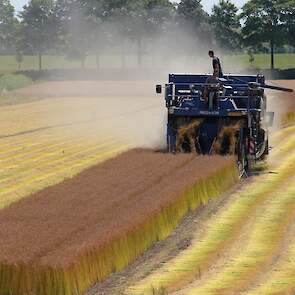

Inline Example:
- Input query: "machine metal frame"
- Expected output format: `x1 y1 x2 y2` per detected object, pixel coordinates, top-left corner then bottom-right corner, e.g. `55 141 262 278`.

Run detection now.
157 74 293 175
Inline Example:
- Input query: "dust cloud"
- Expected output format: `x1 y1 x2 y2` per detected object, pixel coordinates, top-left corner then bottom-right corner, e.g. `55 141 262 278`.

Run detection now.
19 7 262 150
16 81 167 149
26 12 219 150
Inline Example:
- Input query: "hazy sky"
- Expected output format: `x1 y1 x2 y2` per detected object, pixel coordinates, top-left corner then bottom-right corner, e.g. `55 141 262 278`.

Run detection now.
11 0 247 13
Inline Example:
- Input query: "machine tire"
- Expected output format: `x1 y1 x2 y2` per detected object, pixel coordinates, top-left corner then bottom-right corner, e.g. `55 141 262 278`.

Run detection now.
237 128 248 178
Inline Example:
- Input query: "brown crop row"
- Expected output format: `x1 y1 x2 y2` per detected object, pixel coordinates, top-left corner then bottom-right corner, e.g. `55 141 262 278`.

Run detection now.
0 149 238 295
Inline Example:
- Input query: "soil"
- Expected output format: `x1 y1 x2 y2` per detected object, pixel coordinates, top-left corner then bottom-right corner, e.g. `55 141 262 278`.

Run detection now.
0 149 233 267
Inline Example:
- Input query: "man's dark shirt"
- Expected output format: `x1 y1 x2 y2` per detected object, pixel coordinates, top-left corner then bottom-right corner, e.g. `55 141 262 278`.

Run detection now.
212 57 223 78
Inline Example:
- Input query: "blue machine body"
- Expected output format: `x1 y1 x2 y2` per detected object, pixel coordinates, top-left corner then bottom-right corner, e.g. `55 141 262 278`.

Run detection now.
166 74 262 116
160 73 293 173
163 73 272 168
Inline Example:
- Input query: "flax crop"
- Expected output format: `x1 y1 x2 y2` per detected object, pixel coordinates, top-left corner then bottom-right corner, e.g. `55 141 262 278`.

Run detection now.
0 150 237 295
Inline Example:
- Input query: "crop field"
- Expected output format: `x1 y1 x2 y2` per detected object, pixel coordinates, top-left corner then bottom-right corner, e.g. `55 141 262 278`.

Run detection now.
0 80 294 295
0 151 237 295
0 53 295 73
124 84 295 295
0 80 165 208
0 104 128 209
128 132 295 295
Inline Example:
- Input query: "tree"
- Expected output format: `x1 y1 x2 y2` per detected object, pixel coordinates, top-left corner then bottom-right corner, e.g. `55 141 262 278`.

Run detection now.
177 0 210 37
20 0 59 71
210 0 241 52
280 0 295 46
0 0 16 53
15 50 23 70
83 0 174 68
241 0 293 69
176 0 211 58
123 0 174 67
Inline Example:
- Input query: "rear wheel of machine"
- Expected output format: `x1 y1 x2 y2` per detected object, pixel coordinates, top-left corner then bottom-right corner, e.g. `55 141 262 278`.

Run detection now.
237 129 248 178
238 148 248 178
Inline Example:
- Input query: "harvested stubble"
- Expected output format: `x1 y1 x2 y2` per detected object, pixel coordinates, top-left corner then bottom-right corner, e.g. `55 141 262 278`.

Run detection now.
0 149 237 295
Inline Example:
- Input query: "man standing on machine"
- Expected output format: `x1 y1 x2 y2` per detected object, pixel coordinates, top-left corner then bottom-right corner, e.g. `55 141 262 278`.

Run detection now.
208 50 223 78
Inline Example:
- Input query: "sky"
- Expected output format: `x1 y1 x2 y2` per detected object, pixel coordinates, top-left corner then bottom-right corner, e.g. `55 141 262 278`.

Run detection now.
11 0 247 13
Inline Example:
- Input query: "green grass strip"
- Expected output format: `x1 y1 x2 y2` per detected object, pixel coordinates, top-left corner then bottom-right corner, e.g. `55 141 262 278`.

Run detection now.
128 152 295 295
0 74 32 92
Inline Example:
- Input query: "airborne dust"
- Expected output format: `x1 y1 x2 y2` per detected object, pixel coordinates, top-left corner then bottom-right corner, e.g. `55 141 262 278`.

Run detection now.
20 10 283 150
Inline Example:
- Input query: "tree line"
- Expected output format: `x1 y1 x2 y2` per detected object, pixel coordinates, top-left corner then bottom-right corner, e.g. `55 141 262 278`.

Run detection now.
0 0 294 71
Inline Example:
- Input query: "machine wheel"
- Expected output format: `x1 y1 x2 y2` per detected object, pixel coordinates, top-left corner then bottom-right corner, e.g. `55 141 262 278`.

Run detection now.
237 128 248 178
237 148 248 178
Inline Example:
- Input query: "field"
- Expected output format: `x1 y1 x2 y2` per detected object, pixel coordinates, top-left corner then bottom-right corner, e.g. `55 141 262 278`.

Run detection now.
0 151 237 295
0 79 295 295
0 53 295 73
0 80 166 208
127 132 295 295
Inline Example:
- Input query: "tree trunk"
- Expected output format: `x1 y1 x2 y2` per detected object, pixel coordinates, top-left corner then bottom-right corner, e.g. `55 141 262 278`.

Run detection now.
137 37 142 68
121 41 125 70
270 38 274 70
95 52 100 70
81 55 85 69
38 51 42 72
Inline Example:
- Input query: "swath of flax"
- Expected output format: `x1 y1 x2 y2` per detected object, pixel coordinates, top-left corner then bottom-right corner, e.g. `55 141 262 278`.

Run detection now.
0 153 237 295
185 177 295 295
245 229 295 295
127 152 295 295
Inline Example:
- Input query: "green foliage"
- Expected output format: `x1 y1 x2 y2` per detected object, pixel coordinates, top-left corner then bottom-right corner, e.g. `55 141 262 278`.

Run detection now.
19 0 60 70
280 0 295 46
211 0 241 52
0 74 32 92
0 0 294 70
241 0 295 68
0 0 17 52
177 0 210 38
